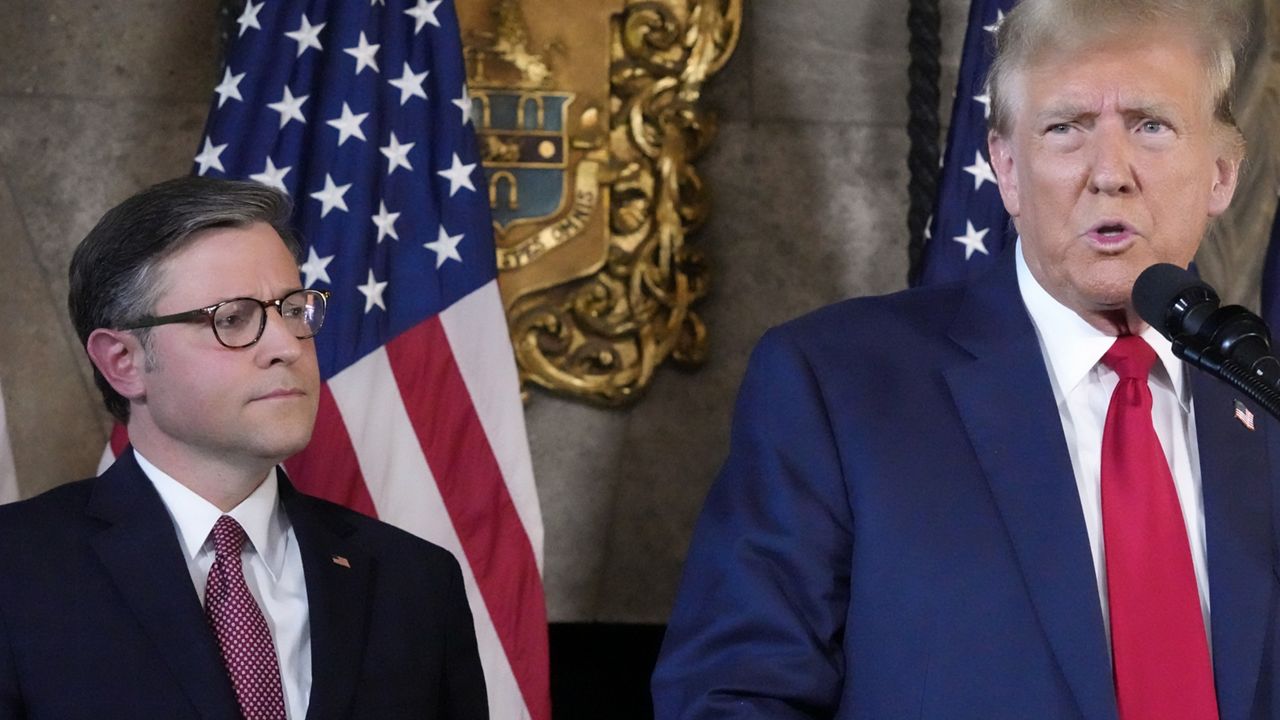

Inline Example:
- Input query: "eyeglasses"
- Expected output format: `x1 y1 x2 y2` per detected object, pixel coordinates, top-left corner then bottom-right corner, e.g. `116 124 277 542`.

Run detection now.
120 288 331 349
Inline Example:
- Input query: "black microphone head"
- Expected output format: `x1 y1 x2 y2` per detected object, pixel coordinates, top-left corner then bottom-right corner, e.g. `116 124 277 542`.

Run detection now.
1132 263 1218 339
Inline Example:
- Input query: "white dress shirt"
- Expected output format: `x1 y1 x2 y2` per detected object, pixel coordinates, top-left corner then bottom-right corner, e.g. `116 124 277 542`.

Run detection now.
136 452 312 719
1014 243 1211 649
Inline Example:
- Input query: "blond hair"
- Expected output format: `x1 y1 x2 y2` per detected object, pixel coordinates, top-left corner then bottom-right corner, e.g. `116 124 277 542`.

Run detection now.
987 0 1246 142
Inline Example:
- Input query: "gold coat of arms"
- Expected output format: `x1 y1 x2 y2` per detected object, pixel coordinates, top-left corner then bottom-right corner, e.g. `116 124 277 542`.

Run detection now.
457 0 741 406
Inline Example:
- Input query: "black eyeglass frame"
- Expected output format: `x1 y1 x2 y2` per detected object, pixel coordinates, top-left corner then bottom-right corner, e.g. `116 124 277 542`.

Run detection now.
119 288 331 349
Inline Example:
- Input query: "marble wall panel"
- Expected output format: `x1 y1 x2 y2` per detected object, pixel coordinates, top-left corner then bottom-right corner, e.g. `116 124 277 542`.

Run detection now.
753 0 910 125
0 97 212 321
0 0 220 100
0 171 105 497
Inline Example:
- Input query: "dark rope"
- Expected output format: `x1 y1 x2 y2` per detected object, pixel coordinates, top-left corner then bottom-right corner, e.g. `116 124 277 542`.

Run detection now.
216 0 246 76
905 0 942 286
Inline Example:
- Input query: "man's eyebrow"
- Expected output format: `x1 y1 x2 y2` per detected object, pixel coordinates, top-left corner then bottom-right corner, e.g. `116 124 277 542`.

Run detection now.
1033 101 1180 125
1120 102 1178 119
1034 104 1095 124
211 287 307 304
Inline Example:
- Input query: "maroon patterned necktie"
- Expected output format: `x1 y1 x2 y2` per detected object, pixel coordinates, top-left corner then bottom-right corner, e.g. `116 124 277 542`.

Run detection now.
1100 336 1217 719
205 515 287 720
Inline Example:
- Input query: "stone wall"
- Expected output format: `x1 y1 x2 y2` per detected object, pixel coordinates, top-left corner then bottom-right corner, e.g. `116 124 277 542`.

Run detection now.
0 0 1274 624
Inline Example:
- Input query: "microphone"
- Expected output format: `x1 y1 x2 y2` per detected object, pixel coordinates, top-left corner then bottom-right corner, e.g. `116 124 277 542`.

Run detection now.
1133 263 1280 420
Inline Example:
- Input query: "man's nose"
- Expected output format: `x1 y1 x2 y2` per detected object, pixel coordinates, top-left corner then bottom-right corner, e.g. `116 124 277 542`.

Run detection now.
255 306 305 365
1087 125 1136 196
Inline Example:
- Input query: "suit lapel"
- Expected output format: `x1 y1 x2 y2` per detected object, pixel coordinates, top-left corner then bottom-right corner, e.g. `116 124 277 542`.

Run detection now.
943 252 1118 720
86 449 240 720
280 474 374 720
1192 373 1274 719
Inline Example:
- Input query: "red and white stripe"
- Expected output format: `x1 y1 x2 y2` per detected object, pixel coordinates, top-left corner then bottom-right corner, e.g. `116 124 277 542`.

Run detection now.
104 280 548 719
0 381 18 504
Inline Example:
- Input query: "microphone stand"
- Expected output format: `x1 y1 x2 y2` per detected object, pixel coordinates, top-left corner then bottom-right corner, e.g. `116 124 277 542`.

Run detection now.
1172 326 1280 422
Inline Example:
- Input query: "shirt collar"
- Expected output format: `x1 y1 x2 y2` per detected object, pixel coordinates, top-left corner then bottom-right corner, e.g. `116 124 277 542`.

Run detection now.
1014 240 1190 411
135 452 289 581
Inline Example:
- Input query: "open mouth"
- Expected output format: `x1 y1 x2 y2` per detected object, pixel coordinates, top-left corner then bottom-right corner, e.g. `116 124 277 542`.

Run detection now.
1087 220 1136 246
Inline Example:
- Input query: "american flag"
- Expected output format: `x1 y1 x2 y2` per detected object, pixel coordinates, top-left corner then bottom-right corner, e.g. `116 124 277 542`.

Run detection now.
0 381 16 504
916 0 1018 286
104 0 550 717
1234 399 1257 431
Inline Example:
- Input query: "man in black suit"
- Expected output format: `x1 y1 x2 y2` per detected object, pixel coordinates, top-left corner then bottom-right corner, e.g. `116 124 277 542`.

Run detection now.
0 177 488 719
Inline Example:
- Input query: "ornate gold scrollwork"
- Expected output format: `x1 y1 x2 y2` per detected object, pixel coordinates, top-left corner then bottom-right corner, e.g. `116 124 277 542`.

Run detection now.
460 0 740 406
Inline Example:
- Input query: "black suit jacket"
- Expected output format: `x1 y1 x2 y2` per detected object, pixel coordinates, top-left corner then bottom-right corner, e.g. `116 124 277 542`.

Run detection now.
0 449 489 719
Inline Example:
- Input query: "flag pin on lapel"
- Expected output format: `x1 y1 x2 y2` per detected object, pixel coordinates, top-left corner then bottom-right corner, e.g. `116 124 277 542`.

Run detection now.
331 554 351 569
1234 400 1256 431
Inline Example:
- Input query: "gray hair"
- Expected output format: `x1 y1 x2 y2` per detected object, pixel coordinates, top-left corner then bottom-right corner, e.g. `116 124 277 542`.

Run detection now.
68 176 299 422
987 0 1247 144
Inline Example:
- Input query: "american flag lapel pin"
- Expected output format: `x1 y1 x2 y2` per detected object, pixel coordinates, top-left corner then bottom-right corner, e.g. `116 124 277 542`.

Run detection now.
331 554 351 569
1234 400 1256 431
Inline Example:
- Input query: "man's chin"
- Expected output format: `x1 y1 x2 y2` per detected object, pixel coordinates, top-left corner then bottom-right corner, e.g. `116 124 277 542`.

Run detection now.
1078 263 1145 306
248 424 316 466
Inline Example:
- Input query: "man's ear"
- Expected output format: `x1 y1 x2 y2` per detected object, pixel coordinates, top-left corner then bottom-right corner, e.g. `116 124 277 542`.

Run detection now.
85 328 149 403
988 130 1021 218
1206 151 1241 219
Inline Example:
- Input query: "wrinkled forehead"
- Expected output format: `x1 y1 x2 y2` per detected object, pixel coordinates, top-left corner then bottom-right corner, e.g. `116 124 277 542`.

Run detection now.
150 222 302 306
1002 26 1217 124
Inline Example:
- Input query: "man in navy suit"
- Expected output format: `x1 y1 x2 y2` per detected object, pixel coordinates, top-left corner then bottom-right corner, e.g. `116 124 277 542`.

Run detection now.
0 177 488 718
652 1 1270 718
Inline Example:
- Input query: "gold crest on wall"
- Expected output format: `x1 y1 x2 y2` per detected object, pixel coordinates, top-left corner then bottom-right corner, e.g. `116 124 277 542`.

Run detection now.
457 0 741 406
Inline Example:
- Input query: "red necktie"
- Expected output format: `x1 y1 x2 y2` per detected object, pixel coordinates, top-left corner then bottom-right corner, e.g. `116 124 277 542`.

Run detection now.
1101 335 1217 719
205 515 287 720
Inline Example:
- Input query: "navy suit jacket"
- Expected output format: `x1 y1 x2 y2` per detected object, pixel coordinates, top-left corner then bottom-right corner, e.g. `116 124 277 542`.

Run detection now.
0 449 489 719
653 250 1280 719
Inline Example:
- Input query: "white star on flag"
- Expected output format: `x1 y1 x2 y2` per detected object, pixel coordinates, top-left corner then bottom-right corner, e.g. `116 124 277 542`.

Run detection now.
962 152 997 190
299 247 334 288
310 174 351 218
453 87 474 125
237 1 263 37
405 0 443 33
437 153 476 196
920 0 1016 285
380 132 415 175
357 269 388 313
268 87 309 129
194 137 227 175
984 10 1006 34
954 221 991 260
249 157 291 194
286 15 326 57
973 92 992 119
371 201 401 242
424 226 464 268
214 67 245 108
327 102 369 146
389 62 429 105
344 32 380 75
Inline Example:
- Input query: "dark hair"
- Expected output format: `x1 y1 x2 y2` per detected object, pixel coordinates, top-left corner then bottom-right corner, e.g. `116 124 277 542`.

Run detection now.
68 176 299 422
